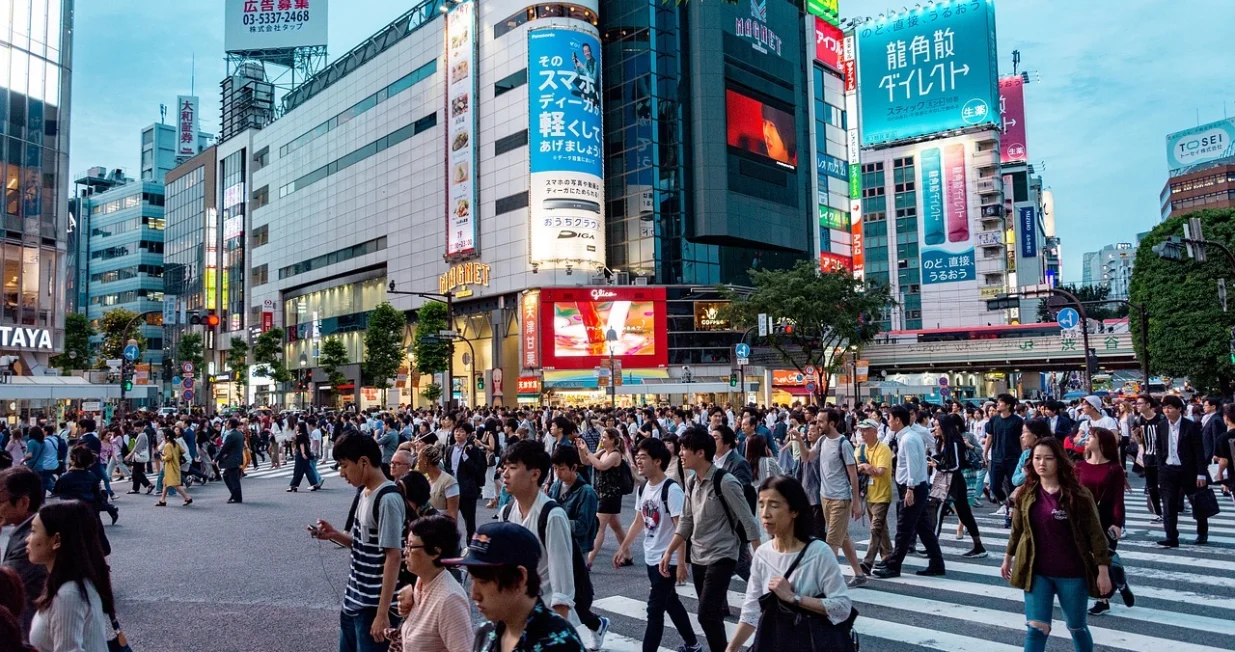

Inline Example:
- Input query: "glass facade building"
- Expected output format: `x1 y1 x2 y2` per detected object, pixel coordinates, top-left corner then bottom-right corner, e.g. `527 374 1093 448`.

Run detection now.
0 0 71 364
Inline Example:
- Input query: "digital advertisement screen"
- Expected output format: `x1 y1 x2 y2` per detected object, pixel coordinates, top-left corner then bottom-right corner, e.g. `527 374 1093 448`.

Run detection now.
725 89 797 169
539 287 667 370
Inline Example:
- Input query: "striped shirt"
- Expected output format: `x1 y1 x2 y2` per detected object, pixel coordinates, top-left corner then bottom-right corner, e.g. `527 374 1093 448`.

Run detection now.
343 481 406 615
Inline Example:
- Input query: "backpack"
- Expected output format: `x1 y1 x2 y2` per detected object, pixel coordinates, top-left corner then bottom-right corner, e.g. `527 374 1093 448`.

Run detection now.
616 458 635 495
704 468 756 543
502 500 594 612
344 483 405 534
52 434 68 473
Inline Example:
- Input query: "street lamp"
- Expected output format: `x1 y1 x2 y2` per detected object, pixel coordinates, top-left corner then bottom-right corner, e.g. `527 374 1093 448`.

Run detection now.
605 327 618 408
299 352 309 409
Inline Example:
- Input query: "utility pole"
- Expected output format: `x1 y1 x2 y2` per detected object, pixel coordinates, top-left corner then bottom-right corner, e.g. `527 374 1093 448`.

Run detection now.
389 282 455 409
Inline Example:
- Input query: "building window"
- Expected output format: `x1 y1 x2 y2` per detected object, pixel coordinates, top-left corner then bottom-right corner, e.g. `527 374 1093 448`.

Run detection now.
494 191 529 215
494 69 528 97
493 4 597 39
494 129 528 156
277 237 387 280
279 113 437 198
251 185 269 210
252 264 268 286
252 224 269 247
253 146 270 171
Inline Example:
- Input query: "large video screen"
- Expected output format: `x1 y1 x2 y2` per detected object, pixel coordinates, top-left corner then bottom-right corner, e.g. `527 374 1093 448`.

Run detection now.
726 89 797 169
539 287 667 369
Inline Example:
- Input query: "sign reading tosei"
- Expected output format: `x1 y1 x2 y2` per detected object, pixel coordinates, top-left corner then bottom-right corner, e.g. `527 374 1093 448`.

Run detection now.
224 0 327 52
445 0 478 258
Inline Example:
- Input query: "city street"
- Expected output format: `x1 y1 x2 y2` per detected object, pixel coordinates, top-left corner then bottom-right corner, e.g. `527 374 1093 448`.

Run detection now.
57 462 1235 652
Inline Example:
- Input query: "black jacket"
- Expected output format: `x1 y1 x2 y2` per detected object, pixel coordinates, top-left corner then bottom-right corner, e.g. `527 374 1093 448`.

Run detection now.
1050 414 1075 440
443 439 487 499
216 429 246 470
1156 416 1208 490
1201 412 1225 461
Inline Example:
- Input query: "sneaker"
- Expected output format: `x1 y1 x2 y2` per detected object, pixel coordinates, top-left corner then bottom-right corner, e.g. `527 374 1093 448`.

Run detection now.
591 616 609 651
1151 515 1163 523
859 562 872 576
962 547 988 559
1118 583 1135 608
990 506 1008 516
1156 539 1179 548
914 549 930 558
1088 601 1110 616
676 644 703 652
847 575 868 588
915 567 946 577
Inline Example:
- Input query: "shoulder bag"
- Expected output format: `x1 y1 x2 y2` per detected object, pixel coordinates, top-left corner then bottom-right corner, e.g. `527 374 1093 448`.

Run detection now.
749 539 859 652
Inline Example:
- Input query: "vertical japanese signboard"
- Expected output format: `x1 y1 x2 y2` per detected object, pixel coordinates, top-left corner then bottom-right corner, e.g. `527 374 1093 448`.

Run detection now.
843 32 863 280
998 75 1028 163
521 290 540 369
176 96 199 158
918 136 975 285
527 26 605 269
856 0 998 147
1018 206 1037 258
445 0 478 258
814 18 843 72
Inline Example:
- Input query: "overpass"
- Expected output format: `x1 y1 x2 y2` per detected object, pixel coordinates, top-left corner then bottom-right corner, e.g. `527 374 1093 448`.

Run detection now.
862 331 1138 374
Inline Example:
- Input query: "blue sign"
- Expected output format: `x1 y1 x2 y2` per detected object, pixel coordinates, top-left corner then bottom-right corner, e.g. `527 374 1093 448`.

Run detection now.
1056 307 1079 330
856 0 999 146
918 144 974 285
921 147 944 245
921 248 974 284
817 153 849 182
182 377 195 390
173 376 182 386
1166 118 1235 175
123 344 140 361
1018 206 1037 258
183 389 195 402
735 343 751 358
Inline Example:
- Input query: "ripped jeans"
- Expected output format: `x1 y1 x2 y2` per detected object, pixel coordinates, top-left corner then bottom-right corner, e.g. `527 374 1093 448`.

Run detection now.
1023 574 1093 652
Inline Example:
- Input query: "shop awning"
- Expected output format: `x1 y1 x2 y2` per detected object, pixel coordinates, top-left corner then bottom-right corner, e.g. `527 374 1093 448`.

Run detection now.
0 376 155 400
775 386 813 396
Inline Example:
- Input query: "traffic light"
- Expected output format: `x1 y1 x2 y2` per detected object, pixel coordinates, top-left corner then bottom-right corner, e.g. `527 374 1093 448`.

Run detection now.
1152 237 1185 262
189 312 202 325
1228 327 1235 364
476 376 484 390
203 311 220 328
729 372 738 387
122 379 133 392
1086 348 1099 378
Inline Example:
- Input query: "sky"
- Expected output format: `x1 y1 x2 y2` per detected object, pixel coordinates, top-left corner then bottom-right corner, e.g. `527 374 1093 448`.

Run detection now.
69 0 1235 281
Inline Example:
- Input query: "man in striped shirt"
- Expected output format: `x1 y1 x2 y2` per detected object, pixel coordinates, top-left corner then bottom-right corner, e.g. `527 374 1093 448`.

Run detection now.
312 434 407 652
1134 394 1167 521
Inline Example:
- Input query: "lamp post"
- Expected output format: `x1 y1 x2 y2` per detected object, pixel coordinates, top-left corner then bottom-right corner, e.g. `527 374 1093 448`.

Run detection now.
389 281 455 409
606 327 618 408
299 352 308 409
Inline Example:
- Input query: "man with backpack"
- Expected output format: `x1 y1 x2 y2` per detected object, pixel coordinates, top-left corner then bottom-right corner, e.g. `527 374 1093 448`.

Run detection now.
616 438 702 652
660 427 761 652
499 439 609 651
713 422 757 580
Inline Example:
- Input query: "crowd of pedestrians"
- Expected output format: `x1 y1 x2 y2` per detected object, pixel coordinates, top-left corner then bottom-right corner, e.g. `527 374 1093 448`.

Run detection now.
0 388 1226 652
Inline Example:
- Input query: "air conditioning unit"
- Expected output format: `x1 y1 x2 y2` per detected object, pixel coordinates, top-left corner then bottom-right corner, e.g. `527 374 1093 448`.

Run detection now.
616 272 630 285
632 276 649 286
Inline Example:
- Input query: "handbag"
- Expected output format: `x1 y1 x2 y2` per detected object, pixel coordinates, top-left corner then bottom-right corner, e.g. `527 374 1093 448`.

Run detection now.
929 470 953 502
749 539 859 652
108 616 134 652
1188 486 1221 520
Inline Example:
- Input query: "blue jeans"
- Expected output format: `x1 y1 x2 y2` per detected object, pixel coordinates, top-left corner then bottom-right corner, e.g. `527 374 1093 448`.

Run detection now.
1024 574 1093 652
338 608 395 652
308 457 323 486
155 468 180 497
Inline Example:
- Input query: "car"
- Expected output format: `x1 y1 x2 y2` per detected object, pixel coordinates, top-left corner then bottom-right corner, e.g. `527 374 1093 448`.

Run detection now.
157 407 178 417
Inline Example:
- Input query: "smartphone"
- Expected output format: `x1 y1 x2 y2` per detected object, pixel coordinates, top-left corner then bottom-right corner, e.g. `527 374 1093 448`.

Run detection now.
307 524 320 537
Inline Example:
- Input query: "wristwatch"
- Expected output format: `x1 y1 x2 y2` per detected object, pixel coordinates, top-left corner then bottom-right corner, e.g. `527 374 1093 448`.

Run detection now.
793 594 802 606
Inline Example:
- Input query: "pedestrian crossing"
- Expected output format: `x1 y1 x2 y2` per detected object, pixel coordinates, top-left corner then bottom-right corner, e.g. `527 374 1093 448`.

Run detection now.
234 461 343 483
584 492 1235 652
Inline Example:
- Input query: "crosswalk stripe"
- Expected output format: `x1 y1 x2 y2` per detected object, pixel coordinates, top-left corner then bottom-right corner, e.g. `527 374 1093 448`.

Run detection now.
593 595 745 648
967 513 1235 543
575 627 672 652
929 531 1235 575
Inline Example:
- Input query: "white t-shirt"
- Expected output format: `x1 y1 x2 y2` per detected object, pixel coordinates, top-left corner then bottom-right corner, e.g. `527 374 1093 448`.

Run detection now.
310 428 323 455
740 540 853 627
1078 415 1119 443
637 477 685 566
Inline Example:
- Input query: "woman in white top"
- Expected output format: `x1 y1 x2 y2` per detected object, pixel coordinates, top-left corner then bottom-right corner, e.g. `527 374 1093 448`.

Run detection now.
26 500 114 652
726 476 852 652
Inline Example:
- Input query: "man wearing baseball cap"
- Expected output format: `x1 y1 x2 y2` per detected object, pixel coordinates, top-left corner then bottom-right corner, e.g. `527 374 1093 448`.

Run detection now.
855 418 893 576
1068 395 1118 456
446 522 584 652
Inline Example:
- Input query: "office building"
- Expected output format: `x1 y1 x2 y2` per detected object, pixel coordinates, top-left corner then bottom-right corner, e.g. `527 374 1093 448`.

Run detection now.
0 0 72 378
1162 118 1235 220
1081 242 1135 301
141 121 212 183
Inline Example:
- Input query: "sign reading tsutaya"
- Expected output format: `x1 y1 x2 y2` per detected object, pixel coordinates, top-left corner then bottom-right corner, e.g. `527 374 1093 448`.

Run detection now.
856 0 999 147
445 0 479 258
224 0 328 52
175 96 199 158
0 325 53 350
736 0 784 55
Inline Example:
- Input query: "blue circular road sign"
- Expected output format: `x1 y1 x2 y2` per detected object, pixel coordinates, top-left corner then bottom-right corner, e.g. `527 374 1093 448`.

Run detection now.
182 389 195 402
172 376 182 386
182 377 195 390
735 343 751 358
123 344 140 361
1056 307 1080 330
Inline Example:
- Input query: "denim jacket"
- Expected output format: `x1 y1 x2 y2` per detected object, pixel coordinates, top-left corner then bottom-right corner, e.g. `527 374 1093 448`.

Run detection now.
548 476 599 554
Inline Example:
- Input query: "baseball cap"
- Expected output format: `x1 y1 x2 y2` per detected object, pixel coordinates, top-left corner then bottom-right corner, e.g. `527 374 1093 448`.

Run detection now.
1083 395 1103 411
442 522 541 570
857 418 881 430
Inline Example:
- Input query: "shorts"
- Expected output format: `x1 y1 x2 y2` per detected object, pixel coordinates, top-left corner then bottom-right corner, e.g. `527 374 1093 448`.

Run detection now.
598 494 624 515
821 498 852 548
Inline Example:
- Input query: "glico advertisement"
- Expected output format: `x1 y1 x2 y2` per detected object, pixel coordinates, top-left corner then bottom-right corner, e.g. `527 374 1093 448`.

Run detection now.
527 27 605 268
916 135 976 285
538 287 667 370
856 0 999 147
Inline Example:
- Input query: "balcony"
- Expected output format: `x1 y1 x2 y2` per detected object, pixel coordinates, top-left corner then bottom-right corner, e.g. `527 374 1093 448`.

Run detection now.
972 149 999 170
976 256 1006 274
977 178 1002 195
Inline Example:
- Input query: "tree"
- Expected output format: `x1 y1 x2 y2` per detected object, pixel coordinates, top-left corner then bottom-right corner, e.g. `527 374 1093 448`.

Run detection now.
96 308 146 367
177 333 206 375
364 302 408 406
1035 283 1128 323
51 313 94 372
722 261 893 404
319 337 350 405
412 301 453 405
1130 207 1235 394
227 336 250 398
421 383 443 403
253 328 292 406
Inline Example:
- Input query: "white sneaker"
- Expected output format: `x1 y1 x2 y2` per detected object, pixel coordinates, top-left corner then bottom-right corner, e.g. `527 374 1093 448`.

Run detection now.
990 506 1008 516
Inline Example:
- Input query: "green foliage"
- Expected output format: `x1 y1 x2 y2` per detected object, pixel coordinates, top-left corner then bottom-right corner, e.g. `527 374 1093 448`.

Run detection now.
1129 208 1235 393
421 382 443 402
319 337 350 394
177 333 206 375
96 309 146 366
412 301 453 375
1035 283 1128 323
51 313 94 372
721 260 893 402
364 302 408 403
253 328 292 384
227 337 250 388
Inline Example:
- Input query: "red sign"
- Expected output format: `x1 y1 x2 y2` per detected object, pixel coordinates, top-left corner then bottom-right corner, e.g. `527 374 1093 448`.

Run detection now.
517 377 541 394
999 75 1029 164
814 18 843 72
772 369 809 386
539 287 668 370
819 252 852 273
521 291 540 369
261 312 273 333
842 58 856 93
945 143 969 241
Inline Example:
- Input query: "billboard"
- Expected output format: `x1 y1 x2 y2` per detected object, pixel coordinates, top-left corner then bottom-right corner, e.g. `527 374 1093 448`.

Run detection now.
538 287 667 370
528 27 605 268
521 290 540 369
998 75 1028 163
820 252 852 273
445 0 478 258
856 0 999 147
176 96 199 158
726 89 797 169
807 0 839 25
224 0 327 52
1166 118 1235 175
814 18 843 72
1018 206 1037 258
918 137 975 285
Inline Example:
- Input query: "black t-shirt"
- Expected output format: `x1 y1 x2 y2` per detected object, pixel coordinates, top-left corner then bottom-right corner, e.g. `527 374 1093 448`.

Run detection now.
1217 430 1235 488
295 431 311 457
986 413 1025 462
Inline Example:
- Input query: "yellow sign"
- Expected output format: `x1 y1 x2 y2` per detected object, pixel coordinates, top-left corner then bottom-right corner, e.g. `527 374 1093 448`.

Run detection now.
979 286 1002 299
439 262 491 298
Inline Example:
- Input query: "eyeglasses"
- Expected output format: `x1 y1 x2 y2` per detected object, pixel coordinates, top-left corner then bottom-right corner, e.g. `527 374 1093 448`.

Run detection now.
405 544 426 550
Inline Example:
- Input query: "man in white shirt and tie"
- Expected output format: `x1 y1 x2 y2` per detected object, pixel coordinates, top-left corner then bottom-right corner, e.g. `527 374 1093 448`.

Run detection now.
873 405 945 578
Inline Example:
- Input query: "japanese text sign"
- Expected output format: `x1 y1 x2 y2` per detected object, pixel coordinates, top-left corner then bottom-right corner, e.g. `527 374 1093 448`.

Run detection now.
225 0 326 52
